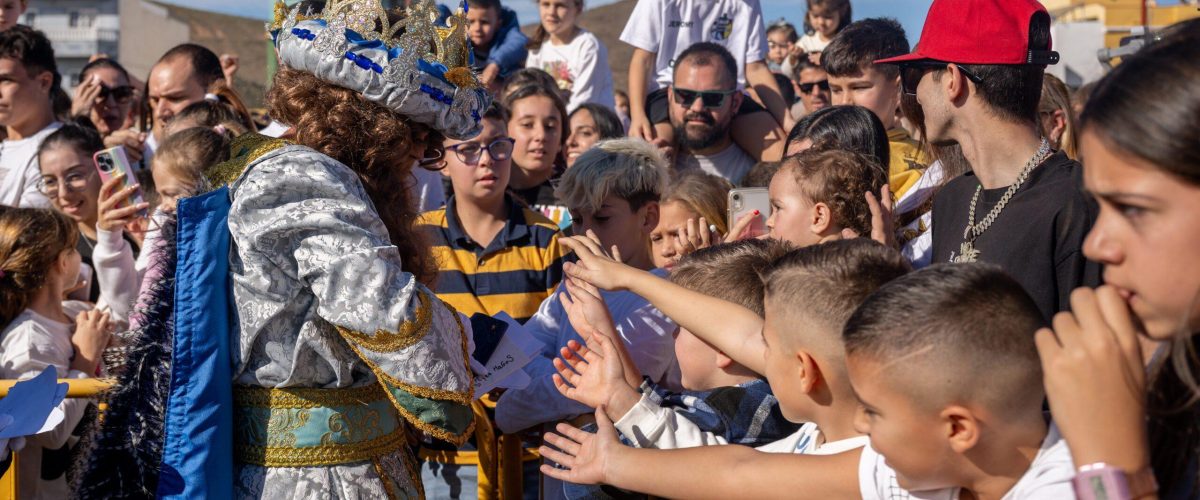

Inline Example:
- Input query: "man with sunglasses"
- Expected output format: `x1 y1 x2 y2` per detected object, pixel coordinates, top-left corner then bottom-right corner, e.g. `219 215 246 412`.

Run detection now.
0 25 61 209
669 42 756 185
875 0 1100 321
792 57 830 116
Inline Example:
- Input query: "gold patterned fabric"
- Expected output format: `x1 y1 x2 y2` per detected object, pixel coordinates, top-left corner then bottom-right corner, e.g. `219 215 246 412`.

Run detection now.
206 133 291 188
234 384 407 467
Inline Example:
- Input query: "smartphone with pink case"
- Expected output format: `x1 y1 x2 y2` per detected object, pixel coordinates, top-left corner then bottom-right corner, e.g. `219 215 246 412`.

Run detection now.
93 146 147 218
727 188 770 240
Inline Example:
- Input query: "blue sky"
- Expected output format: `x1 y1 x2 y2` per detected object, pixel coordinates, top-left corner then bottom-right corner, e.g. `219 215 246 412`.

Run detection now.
178 0 935 45
178 0 1191 47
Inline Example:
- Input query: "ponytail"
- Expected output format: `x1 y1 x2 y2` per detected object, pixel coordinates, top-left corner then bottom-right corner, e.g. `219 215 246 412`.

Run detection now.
205 80 258 133
0 207 79 331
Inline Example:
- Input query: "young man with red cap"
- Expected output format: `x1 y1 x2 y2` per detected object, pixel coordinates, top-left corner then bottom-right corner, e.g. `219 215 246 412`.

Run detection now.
875 0 1101 321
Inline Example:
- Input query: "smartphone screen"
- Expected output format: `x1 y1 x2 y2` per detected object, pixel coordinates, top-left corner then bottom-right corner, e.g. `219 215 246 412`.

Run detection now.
727 188 770 240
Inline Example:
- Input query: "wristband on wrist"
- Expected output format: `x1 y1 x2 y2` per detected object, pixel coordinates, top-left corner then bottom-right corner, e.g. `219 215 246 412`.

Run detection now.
1072 462 1157 500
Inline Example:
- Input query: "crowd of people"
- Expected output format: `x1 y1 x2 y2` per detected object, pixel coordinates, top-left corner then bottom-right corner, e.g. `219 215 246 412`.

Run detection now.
0 0 1198 497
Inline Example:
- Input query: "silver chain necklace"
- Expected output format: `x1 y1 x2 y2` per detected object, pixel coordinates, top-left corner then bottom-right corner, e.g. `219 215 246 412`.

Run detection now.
953 138 1052 263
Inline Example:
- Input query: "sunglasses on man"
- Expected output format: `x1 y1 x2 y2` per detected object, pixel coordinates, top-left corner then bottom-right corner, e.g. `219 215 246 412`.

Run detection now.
96 85 135 103
798 80 829 94
672 88 737 109
899 61 985 95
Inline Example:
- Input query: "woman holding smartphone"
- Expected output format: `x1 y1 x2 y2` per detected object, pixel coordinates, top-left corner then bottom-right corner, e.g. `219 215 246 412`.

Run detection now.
36 122 146 313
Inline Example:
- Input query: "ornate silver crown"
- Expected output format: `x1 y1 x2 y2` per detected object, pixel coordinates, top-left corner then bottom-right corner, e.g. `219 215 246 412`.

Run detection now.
268 0 490 139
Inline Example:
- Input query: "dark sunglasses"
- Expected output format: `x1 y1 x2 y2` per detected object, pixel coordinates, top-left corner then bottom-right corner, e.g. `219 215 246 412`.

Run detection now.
672 88 737 109
798 80 830 94
899 61 984 95
445 138 516 165
97 85 135 103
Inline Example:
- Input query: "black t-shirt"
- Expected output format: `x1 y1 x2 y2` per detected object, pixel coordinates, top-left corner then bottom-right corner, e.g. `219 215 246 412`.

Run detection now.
511 178 560 208
931 151 1102 321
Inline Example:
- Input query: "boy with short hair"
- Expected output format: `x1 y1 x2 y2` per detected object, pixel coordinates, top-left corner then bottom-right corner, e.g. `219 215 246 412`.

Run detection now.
418 100 566 499
846 263 1073 498
557 238 906 457
493 138 677 434
419 101 566 323
0 0 27 31
821 18 928 198
466 0 528 89
539 263 1075 499
0 25 61 208
557 239 801 451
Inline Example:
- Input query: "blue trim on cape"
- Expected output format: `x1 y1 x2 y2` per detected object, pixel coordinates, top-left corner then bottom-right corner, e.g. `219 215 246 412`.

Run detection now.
155 187 235 499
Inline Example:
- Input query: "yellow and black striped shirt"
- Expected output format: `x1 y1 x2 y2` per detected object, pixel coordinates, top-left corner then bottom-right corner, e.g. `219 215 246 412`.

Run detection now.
418 195 566 323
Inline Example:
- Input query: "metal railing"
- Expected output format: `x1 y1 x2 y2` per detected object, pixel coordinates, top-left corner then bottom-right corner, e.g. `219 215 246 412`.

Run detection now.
0 379 112 500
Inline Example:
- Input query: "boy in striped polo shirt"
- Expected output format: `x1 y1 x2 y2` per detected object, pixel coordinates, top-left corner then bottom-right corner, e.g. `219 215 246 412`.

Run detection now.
417 102 567 498
419 102 567 323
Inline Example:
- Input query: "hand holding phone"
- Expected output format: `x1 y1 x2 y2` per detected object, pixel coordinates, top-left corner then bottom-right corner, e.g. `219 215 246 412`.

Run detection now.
94 146 148 219
727 188 769 240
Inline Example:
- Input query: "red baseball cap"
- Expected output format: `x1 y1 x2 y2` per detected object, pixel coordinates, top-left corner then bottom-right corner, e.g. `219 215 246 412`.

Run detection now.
875 0 1060 66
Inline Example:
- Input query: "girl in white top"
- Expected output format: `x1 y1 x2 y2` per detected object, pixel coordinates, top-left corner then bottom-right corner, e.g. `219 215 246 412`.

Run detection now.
781 0 851 76
0 207 112 500
525 0 616 113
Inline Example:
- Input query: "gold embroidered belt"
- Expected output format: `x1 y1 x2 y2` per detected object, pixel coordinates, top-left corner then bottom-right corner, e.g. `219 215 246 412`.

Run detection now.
233 384 405 467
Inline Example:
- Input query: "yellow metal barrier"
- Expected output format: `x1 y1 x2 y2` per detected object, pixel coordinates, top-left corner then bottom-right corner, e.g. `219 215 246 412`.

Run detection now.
0 378 112 500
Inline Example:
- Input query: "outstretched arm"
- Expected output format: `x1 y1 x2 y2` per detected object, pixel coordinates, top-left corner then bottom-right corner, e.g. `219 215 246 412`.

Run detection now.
539 408 861 499
560 235 767 374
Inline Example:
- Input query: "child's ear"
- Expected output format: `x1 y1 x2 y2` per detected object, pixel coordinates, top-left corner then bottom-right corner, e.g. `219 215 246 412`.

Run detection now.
809 201 833 236
714 350 734 369
640 201 660 234
941 405 981 454
795 350 822 394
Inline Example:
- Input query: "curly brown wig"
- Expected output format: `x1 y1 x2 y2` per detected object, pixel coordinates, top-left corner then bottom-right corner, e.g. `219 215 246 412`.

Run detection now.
266 67 438 285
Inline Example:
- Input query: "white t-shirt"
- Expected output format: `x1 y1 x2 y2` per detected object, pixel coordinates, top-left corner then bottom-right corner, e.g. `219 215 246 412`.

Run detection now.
0 122 61 208
757 423 870 455
675 142 756 185
526 30 617 113
780 33 832 78
619 0 768 92
0 306 93 500
797 33 831 54
858 425 1076 500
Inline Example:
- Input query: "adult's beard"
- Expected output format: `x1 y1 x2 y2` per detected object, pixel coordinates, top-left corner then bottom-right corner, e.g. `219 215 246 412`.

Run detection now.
673 112 730 151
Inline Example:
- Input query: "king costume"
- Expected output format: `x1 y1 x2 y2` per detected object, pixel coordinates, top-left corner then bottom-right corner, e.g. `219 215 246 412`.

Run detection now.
74 1 492 498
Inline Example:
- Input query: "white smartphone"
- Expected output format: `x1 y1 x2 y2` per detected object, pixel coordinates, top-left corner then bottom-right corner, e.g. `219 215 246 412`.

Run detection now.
727 188 770 240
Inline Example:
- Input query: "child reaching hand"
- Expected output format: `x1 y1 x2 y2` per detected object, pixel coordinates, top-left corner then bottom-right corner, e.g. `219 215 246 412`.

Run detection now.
540 262 1076 499
0 207 113 499
557 239 800 451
